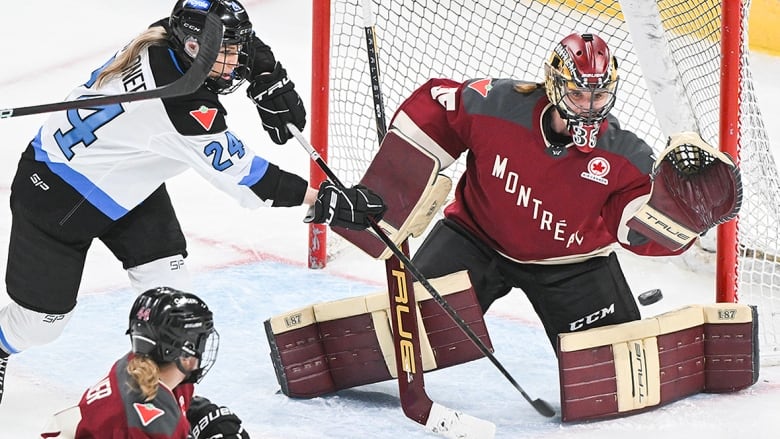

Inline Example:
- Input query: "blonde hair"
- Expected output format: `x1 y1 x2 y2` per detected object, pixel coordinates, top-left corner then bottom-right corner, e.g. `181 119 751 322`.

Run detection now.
127 355 161 401
514 81 543 94
95 26 168 88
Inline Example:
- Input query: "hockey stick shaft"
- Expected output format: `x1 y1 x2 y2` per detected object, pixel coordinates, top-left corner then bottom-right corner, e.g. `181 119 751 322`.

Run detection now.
362 0 388 142
0 13 224 119
288 124 555 418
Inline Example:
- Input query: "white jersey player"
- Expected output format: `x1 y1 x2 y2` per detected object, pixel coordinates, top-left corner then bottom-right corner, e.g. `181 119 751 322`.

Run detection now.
0 0 385 404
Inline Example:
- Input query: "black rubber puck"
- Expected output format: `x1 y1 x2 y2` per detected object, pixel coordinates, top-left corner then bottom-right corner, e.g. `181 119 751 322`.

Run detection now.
638 288 663 306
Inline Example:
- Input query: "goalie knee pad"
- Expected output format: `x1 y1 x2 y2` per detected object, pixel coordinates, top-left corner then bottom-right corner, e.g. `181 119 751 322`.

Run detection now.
0 302 74 353
557 303 758 422
335 129 452 259
126 254 191 293
264 271 492 398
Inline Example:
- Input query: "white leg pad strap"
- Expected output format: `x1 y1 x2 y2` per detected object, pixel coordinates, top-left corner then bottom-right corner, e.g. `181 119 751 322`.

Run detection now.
0 302 74 353
126 254 191 293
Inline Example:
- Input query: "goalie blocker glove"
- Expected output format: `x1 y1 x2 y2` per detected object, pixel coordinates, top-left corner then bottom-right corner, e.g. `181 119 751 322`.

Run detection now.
187 396 250 439
304 181 387 230
627 132 742 251
246 62 306 145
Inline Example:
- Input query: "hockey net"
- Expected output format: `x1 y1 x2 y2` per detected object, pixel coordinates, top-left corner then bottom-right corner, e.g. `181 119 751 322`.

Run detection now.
312 0 780 364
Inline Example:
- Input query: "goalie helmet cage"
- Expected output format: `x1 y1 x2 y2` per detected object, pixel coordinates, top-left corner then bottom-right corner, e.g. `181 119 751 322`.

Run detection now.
308 0 780 365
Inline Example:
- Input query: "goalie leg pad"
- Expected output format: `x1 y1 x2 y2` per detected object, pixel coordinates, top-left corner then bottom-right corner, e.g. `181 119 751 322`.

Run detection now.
702 304 760 392
264 307 337 398
557 303 758 422
335 129 452 259
264 271 492 398
418 285 490 369
317 306 395 389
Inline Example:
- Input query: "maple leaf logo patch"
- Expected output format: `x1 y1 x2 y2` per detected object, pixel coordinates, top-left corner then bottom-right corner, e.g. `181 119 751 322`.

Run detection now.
189 106 218 131
133 402 165 426
467 78 493 98
580 156 611 185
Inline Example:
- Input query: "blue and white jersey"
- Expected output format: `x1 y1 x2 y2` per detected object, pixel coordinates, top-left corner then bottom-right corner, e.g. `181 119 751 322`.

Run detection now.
31 42 277 220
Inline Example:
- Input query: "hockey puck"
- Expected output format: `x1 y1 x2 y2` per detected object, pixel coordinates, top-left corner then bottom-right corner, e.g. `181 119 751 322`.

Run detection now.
638 288 663 306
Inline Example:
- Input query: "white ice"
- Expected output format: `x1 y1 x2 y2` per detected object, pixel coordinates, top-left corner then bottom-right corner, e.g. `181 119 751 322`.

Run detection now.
0 1 779 438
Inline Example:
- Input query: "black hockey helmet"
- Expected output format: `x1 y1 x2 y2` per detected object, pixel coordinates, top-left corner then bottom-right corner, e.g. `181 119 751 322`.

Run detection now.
169 0 254 94
128 287 219 383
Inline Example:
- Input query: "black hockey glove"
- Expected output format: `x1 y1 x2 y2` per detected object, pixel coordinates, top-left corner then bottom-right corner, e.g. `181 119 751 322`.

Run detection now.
304 181 387 231
246 62 306 145
187 396 250 439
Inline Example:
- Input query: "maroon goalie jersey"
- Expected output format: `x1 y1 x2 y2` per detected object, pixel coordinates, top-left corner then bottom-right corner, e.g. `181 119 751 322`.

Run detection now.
390 78 683 263
45 353 195 439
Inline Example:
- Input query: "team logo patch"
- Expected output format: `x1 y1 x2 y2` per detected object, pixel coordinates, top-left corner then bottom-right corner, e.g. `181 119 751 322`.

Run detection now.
136 306 151 321
226 1 245 13
580 156 610 185
133 403 165 426
184 0 211 11
190 106 218 131
467 78 493 98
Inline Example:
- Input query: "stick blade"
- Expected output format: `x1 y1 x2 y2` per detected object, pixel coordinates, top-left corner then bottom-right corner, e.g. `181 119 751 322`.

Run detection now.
532 398 556 418
0 11 223 119
424 402 496 438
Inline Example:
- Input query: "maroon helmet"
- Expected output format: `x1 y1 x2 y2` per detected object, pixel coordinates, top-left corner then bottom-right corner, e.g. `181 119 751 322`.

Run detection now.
544 33 619 152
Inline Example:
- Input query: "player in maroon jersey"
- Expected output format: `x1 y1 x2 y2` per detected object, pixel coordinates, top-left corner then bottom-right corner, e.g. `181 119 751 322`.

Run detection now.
389 32 696 348
40 287 249 439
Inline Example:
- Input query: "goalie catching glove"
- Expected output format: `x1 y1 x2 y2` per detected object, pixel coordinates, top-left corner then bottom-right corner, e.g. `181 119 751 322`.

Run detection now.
627 132 742 251
187 396 250 439
304 180 387 230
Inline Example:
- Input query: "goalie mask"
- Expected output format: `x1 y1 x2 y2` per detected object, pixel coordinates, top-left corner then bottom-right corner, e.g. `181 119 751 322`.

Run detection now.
544 33 619 153
169 0 254 94
128 287 219 383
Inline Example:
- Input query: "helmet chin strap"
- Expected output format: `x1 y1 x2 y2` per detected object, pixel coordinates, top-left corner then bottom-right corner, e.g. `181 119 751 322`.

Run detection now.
174 357 201 383
567 118 601 153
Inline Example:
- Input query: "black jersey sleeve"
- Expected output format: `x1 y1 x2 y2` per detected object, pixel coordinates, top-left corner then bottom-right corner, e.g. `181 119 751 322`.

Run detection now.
249 163 308 207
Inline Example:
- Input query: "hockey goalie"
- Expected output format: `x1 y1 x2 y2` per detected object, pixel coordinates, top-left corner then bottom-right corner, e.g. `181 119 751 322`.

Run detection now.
266 32 752 424
265 127 754 422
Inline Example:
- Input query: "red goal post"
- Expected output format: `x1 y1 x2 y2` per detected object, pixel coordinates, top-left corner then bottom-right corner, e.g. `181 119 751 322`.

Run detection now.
309 0 780 363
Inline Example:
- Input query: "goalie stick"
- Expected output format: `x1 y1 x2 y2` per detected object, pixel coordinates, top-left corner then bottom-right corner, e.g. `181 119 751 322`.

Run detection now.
0 13 224 120
289 124 556 424
362 0 388 143
359 3 490 436
359 3 436 426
